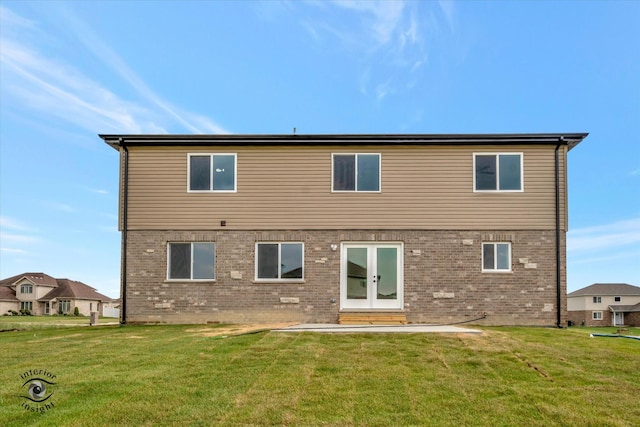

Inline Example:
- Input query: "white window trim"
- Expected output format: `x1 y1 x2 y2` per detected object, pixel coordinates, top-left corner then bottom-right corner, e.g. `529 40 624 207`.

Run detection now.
593 296 602 304
166 242 216 281
254 242 305 282
187 153 237 193
473 153 524 193
331 153 382 193
481 242 512 273
614 296 621 302
592 311 603 320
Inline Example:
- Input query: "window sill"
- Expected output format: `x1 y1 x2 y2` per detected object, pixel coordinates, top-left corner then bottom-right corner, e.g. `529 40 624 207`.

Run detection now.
481 270 513 274
252 280 306 284
164 279 217 283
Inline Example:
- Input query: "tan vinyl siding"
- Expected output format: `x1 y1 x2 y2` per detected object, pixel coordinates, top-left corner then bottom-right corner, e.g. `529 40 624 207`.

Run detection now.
124 145 567 230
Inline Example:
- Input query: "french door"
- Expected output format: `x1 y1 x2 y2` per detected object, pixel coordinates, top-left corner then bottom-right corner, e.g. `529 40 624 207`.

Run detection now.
340 243 403 310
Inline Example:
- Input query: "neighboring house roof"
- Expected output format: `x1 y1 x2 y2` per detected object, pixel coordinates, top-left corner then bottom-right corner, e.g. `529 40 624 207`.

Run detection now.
0 285 18 302
567 283 640 297
0 272 58 288
37 279 112 302
100 133 588 151
609 303 640 313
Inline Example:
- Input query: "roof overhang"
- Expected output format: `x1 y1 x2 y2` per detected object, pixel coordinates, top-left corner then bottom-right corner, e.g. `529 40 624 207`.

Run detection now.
100 133 588 151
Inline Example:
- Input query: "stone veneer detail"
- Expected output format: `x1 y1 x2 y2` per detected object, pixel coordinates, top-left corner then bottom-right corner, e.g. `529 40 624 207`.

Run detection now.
122 229 566 326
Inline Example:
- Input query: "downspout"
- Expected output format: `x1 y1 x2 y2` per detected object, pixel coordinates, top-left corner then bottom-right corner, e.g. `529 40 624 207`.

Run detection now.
120 139 129 325
555 137 564 328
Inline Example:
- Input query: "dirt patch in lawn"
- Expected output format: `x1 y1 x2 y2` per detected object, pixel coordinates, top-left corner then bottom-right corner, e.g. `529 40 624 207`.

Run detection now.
186 323 298 337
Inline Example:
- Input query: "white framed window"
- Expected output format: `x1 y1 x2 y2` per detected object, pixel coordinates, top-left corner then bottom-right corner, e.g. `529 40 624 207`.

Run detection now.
474 153 523 192
593 296 602 304
614 296 621 302
20 283 33 294
482 242 511 272
332 154 381 192
256 243 304 281
20 301 33 312
188 153 236 192
592 311 603 320
168 242 216 280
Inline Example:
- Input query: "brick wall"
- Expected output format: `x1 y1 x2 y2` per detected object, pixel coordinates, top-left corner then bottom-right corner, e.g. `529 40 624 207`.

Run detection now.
122 229 566 326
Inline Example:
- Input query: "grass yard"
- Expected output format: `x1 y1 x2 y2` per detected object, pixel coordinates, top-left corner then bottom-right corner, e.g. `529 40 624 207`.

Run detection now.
0 321 638 427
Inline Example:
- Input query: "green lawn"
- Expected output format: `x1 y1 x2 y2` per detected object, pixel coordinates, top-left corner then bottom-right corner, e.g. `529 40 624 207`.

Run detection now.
0 321 638 426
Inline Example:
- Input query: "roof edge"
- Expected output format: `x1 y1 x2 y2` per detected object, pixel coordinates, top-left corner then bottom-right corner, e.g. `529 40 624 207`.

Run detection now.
99 133 589 151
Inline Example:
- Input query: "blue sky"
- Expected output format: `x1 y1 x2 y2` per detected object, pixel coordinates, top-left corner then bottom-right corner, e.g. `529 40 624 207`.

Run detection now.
1 1 638 299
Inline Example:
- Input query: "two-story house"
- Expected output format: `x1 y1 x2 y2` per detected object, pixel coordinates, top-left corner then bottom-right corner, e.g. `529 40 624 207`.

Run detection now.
567 283 640 327
0 272 115 316
101 133 587 326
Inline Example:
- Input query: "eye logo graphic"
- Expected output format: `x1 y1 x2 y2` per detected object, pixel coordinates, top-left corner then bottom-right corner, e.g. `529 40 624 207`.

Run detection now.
22 378 55 402
19 369 57 414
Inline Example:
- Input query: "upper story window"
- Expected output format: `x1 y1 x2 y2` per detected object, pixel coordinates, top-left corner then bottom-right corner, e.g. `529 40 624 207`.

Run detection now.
168 242 216 280
474 153 523 192
256 243 304 281
20 283 33 294
482 242 511 272
614 296 621 302
593 296 602 304
188 154 236 192
332 154 380 192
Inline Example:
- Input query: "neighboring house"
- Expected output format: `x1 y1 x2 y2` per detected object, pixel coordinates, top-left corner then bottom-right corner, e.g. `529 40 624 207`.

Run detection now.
101 133 588 326
567 283 640 327
0 273 114 316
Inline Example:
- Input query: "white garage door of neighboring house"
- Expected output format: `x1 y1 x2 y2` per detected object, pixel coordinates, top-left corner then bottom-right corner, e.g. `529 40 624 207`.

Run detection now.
103 306 120 318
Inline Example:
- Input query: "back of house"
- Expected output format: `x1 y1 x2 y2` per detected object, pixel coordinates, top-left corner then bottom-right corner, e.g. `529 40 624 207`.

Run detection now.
101 133 587 326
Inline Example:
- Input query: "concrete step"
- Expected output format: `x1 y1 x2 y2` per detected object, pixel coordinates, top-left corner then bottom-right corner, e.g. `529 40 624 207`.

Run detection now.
338 312 407 325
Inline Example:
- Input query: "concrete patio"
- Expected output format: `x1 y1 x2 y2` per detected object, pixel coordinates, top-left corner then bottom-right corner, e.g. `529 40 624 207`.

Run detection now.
273 323 483 334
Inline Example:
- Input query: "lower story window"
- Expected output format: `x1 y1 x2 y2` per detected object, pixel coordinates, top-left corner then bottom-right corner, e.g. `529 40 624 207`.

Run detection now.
256 243 304 280
59 300 71 314
482 242 511 272
20 301 33 311
168 242 215 280
592 311 603 320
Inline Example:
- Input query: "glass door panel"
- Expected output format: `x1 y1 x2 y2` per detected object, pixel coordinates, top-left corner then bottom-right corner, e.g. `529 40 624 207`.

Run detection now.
376 247 398 300
346 247 368 300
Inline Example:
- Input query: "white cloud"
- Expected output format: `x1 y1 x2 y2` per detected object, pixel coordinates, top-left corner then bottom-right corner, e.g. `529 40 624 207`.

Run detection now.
47 202 76 214
300 1 441 102
0 5 228 135
333 0 405 45
54 4 229 134
0 233 40 244
0 216 36 232
0 248 28 254
567 218 640 252
438 0 456 34
82 186 109 195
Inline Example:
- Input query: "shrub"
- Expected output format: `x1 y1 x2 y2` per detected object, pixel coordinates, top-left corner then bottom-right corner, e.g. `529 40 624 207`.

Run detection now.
19 309 32 316
74 307 80 316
